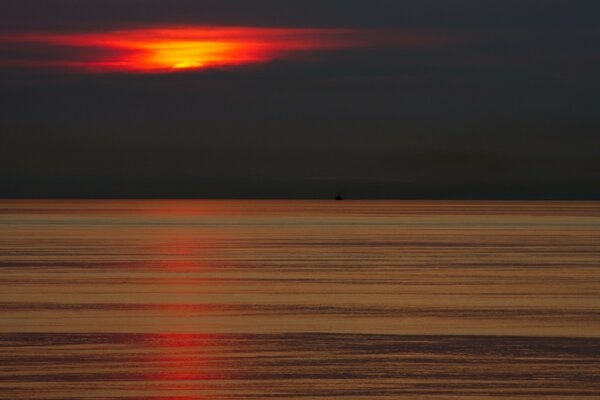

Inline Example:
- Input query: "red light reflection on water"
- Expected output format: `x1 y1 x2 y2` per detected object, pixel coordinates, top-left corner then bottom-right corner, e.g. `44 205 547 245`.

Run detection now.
137 333 227 393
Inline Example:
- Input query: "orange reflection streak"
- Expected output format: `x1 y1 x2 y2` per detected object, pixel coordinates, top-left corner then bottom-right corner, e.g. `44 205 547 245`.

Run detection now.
140 333 225 393
0 26 447 73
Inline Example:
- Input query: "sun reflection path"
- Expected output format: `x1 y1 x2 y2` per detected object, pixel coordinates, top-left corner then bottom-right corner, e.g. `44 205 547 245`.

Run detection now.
131 333 226 398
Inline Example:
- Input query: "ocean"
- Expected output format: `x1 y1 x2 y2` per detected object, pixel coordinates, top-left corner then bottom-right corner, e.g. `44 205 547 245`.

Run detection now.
1 200 599 399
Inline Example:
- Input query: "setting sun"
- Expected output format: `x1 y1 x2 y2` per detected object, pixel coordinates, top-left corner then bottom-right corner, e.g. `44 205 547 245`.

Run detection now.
0 26 441 73
172 61 204 69
0 27 378 73
137 40 245 71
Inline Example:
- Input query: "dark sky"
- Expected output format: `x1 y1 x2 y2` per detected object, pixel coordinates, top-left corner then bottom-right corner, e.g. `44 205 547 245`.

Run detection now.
1 0 599 199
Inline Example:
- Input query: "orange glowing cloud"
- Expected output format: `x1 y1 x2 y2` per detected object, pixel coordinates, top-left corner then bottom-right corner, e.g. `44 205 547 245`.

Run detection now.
0 26 449 73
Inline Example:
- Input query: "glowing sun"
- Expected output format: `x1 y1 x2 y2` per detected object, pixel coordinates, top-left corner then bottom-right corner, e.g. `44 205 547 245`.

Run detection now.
0 26 446 73
172 61 204 70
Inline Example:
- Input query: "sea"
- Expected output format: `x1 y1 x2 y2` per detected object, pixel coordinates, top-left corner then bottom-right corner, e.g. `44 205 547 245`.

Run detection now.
1 200 599 399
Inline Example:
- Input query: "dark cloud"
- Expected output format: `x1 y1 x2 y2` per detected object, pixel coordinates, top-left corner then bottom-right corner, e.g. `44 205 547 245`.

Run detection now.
1 0 599 31
1 0 599 198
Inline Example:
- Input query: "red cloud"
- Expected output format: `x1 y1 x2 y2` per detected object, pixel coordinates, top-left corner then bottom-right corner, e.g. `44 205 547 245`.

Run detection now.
0 26 450 73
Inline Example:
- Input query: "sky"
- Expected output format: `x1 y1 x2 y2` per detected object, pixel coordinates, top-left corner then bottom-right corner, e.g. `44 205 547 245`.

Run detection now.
1 0 599 199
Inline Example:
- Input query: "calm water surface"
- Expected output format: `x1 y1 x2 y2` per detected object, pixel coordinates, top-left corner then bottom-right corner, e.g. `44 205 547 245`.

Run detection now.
1 200 599 399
